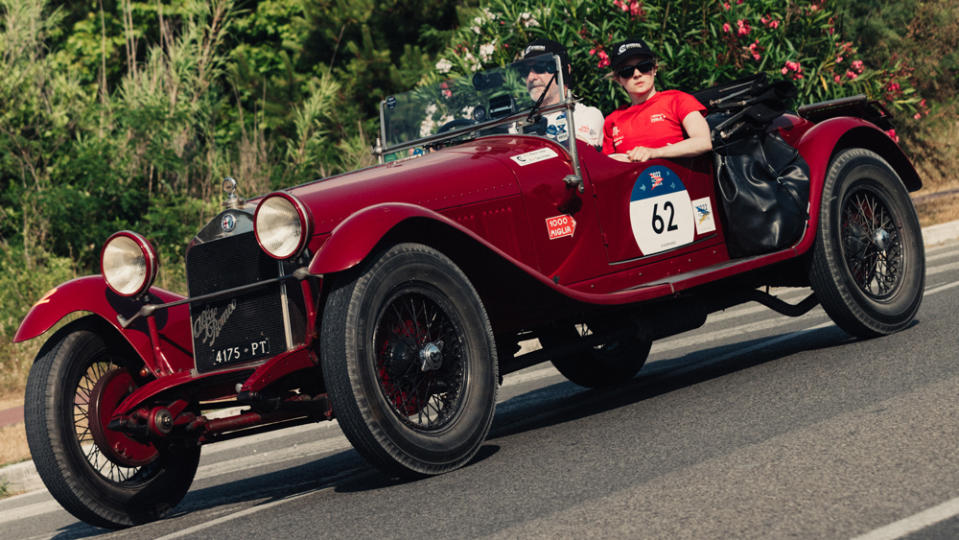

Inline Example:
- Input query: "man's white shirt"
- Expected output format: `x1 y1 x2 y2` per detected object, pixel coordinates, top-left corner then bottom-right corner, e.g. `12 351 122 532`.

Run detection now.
542 102 604 147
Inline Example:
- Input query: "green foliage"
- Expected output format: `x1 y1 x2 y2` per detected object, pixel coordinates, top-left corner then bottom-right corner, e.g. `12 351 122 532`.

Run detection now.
430 0 923 117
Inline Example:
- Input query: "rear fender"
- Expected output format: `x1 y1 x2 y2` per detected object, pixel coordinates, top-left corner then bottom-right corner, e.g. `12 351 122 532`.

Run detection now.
14 276 194 377
793 117 921 255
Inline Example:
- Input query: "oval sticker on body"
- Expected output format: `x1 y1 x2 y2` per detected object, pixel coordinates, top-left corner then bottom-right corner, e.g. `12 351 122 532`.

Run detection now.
629 166 694 255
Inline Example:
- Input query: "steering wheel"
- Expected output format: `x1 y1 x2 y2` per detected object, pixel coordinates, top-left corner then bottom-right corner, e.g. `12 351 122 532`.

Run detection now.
437 118 477 134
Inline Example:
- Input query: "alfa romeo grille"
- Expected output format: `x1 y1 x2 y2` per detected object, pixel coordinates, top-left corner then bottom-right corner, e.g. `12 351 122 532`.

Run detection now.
186 232 305 373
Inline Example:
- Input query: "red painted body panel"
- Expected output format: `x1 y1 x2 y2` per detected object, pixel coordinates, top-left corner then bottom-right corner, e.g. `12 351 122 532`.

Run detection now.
14 276 194 377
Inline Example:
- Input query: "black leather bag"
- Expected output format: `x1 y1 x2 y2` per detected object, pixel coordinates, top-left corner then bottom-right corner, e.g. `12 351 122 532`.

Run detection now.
714 131 810 257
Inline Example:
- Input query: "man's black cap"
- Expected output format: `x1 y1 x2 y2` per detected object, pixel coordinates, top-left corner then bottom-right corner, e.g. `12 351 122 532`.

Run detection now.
523 38 572 84
609 37 655 70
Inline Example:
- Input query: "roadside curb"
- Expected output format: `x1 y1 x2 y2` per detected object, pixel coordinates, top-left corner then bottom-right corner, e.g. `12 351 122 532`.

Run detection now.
0 460 42 494
921 219 959 247
3 218 959 498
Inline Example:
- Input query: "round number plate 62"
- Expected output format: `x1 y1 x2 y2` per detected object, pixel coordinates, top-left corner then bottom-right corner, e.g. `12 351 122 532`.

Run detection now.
628 166 695 256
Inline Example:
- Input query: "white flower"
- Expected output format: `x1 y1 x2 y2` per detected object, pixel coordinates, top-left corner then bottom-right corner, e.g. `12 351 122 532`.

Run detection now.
463 51 481 72
479 43 495 63
438 114 454 126
482 7 496 20
435 58 452 74
461 105 474 118
473 16 483 25
419 117 436 137
425 103 438 116
471 25 481 34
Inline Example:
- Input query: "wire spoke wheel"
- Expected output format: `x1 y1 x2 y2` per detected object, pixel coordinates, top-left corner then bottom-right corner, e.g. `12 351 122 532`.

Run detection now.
25 317 201 529
840 188 903 299
540 320 650 388
322 243 497 477
809 148 924 338
373 291 467 431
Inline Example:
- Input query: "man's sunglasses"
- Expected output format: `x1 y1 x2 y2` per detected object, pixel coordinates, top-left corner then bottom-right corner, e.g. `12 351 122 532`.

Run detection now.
520 59 557 77
616 61 655 78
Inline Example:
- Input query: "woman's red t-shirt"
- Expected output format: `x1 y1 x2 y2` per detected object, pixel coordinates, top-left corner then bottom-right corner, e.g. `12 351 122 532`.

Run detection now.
602 90 706 155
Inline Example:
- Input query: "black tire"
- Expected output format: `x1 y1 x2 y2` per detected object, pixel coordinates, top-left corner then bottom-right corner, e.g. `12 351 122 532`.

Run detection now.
321 243 497 477
809 148 924 338
24 317 200 529
540 322 651 388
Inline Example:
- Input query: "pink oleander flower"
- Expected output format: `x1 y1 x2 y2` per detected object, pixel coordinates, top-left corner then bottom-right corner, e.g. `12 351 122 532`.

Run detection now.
630 1 644 17
913 112 922 120
887 81 901 93
846 70 858 80
598 50 610 68
836 55 844 63
781 67 789 75
886 128 899 142
723 2 730 10
589 48 596 55
736 0 743 4
737 19 750 36
761 15 768 24
920 98 928 108
748 40 761 61
851 60 864 73
769 20 780 29
785 60 801 72
723 22 731 33
834 75 842 83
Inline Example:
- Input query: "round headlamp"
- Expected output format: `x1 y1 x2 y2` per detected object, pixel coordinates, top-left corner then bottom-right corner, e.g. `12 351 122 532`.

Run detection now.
254 193 311 259
101 232 158 297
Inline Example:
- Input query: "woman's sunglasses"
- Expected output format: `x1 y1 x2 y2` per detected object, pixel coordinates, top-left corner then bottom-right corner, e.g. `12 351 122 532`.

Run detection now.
616 61 655 79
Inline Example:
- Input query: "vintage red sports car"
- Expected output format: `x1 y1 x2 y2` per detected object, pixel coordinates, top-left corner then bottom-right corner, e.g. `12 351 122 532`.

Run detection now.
15 55 924 528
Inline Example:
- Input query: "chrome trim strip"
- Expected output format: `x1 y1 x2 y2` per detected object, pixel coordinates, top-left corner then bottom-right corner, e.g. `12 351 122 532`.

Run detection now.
117 266 314 328
278 261 295 349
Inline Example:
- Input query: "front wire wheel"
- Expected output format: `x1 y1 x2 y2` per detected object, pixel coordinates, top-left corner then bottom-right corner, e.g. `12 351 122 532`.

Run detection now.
25 317 200 529
322 243 497 478
809 148 925 338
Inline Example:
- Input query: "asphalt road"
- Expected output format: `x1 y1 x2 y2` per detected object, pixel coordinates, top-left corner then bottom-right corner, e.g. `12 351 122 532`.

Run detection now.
3 240 959 539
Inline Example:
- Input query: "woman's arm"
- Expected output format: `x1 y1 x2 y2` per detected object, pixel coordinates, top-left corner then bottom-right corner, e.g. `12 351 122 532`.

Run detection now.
625 110 712 162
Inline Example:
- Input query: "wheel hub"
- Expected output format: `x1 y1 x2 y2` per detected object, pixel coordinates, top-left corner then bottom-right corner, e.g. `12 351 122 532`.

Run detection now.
88 368 159 467
872 228 892 251
419 340 444 372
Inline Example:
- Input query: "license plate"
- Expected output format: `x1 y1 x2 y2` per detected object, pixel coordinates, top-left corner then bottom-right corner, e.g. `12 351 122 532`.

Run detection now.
209 338 271 368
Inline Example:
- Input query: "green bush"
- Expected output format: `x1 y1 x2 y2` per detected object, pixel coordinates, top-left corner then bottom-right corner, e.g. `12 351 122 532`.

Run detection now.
429 0 923 116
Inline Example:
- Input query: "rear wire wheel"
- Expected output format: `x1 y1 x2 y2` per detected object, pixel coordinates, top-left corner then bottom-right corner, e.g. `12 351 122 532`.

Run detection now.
321 243 497 477
25 317 200 529
809 148 924 338
540 322 651 388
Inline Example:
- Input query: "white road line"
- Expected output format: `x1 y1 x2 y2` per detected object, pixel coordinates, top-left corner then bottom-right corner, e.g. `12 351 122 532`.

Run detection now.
851 496 959 540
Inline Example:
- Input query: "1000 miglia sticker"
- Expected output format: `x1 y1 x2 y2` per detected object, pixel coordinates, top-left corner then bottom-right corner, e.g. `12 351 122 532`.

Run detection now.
629 166 695 255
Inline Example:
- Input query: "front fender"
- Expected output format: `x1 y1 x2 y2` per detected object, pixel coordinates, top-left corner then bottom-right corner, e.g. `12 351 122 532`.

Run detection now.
792 116 921 255
15 276 195 376
308 202 481 275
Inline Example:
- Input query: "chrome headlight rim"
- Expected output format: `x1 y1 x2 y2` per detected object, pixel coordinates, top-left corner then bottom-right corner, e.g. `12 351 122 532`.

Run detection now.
100 231 159 297
254 192 312 260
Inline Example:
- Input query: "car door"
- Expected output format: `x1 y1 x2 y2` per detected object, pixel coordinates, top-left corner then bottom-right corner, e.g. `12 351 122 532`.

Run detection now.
581 151 729 278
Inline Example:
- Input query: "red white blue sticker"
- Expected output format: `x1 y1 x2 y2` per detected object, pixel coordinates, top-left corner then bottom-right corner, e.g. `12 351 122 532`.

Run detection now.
691 197 716 234
629 166 694 255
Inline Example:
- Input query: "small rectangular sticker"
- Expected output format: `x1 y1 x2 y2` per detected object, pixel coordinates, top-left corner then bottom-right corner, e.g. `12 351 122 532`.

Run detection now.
545 214 577 240
511 148 559 166
692 197 716 234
